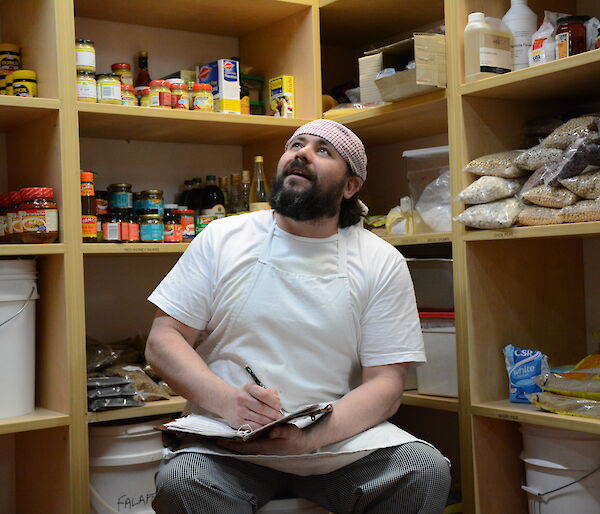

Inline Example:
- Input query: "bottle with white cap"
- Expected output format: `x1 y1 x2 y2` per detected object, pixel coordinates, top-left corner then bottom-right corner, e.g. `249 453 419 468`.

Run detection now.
464 12 513 82
502 0 538 70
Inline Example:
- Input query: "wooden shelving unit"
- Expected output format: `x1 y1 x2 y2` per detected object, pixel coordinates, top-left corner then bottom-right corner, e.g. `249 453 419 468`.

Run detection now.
3 0 599 512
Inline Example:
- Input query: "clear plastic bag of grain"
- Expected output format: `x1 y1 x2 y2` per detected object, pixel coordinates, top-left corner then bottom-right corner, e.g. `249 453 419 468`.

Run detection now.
560 199 600 223
542 115 599 149
559 166 600 199
463 151 527 178
513 144 563 171
105 363 171 401
517 206 562 226
457 176 524 204
544 138 592 186
454 198 523 229
522 184 579 208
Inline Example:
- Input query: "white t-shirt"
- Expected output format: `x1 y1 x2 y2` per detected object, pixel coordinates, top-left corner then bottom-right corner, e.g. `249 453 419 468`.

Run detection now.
149 210 425 367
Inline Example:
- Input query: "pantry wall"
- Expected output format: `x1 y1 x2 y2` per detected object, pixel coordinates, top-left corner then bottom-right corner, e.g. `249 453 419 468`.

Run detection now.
0 0 599 513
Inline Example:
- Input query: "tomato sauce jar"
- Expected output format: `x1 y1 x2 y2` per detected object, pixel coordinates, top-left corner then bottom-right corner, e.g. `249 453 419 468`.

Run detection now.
18 187 59 243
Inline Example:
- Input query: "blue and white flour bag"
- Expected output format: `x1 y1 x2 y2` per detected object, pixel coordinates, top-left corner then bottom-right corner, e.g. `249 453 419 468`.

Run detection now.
503 344 549 403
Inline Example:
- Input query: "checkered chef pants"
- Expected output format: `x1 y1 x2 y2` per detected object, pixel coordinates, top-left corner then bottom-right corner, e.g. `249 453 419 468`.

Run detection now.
152 442 451 513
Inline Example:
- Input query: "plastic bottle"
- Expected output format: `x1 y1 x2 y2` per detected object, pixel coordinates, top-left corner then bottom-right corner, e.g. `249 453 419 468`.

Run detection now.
502 0 538 70
464 12 513 82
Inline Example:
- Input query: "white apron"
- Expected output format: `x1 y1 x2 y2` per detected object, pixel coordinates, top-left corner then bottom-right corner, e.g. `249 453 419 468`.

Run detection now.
168 218 422 475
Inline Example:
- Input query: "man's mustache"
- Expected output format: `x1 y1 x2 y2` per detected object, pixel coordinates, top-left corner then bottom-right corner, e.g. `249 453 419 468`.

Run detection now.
284 159 314 181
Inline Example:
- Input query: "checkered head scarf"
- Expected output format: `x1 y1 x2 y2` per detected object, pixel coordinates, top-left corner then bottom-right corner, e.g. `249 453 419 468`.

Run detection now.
285 119 367 182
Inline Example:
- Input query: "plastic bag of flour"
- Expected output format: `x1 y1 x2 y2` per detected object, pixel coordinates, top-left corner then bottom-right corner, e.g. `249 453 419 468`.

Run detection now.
503 344 549 403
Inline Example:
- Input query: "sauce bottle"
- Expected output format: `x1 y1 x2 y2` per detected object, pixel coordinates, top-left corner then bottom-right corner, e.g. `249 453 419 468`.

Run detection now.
81 171 97 243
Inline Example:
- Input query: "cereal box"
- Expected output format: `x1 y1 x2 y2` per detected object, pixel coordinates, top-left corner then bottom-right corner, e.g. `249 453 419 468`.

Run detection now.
268 75 294 118
196 59 240 114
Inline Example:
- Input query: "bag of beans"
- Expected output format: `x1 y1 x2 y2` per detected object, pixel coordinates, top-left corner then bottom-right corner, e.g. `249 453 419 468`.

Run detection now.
542 115 600 149
560 199 600 223
454 198 523 229
522 184 579 208
560 166 600 199
457 176 524 204
518 206 562 226
513 145 563 171
463 151 527 178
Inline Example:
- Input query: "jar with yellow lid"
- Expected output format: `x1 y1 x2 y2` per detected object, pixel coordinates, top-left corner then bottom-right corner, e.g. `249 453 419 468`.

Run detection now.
5 73 13 95
140 87 150 107
0 44 20 75
192 83 214 111
121 83 137 106
170 82 189 109
77 71 96 102
75 39 96 73
96 73 121 104
111 62 133 86
12 70 36 97
149 80 171 109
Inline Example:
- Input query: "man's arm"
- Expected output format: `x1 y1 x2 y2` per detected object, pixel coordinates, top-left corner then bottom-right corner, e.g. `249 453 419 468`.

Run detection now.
146 309 283 428
218 362 409 455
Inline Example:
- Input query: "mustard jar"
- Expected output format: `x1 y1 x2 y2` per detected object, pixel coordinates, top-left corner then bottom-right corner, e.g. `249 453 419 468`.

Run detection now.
0 77 5 95
121 84 137 105
5 73 13 95
0 44 20 75
77 71 97 102
111 62 133 86
149 80 171 109
75 39 96 73
12 70 37 97
96 73 121 104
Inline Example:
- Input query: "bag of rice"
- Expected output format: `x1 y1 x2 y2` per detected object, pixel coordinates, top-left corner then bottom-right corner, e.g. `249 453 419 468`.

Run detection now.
560 166 600 199
456 176 524 204
522 184 579 208
517 205 562 226
513 144 563 171
454 198 523 229
463 151 527 178
560 199 600 223
542 114 599 149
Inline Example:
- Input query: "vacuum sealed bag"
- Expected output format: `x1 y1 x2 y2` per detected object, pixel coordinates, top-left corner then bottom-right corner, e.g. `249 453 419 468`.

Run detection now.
463 151 526 178
517 205 562 226
454 198 523 229
457 176 523 204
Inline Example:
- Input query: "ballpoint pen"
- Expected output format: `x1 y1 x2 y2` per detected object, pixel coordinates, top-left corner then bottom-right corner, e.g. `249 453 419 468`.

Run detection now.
245 366 287 414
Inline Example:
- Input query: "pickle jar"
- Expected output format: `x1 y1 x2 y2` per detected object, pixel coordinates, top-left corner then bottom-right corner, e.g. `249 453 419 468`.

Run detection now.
149 80 171 109
121 84 137 106
96 73 121 104
108 183 133 209
170 82 189 109
75 39 96 73
18 187 59 243
111 62 133 86
140 212 164 242
77 71 97 102
192 83 214 111
11 70 37 97
0 44 20 75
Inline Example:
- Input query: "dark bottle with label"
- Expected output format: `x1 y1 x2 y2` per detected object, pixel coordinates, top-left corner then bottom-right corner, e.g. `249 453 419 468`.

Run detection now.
134 51 151 94
81 171 97 242
187 177 204 213
201 175 226 217
179 179 193 207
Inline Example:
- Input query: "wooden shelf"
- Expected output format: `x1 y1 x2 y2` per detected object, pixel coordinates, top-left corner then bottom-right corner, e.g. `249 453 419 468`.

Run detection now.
472 400 600 436
0 97 60 131
0 243 66 256
87 396 187 423
74 0 311 36
82 242 190 254
460 49 600 101
402 391 459 412
331 91 447 146
462 222 600 242
0 408 70 435
380 232 452 246
320 0 444 46
78 103 308 145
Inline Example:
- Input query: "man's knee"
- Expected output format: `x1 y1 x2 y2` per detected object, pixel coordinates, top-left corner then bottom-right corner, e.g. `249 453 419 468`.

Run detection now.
408 443 451 490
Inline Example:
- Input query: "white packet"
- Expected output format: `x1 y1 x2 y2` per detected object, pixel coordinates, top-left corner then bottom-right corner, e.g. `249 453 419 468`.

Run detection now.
529 10 570 67
586 18 600 51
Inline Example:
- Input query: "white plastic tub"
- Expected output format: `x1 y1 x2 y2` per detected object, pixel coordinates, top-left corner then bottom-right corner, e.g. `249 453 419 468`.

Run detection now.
0 259 39 418
406 258 454 311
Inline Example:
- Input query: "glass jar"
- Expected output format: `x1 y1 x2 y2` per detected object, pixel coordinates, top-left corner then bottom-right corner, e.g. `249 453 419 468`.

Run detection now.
6 190 22 242
163 204 183 242
11 70 37 97
5 73 13 95
0 44 20 75
75 39 96 73
176 208 195 241
96 73 121 104
125 211 140 242
121 84 137 106
140 87 150 107
133 191 143 213
192 83 214 111
18 187 59 243
102 209 127 242
149 80 171 109
140 212 164 242
95 190 108 216
556 16 590 58
170 82 189 110
140 189 164 214
108 183 133 209
111 62 133 86
77 70 97 102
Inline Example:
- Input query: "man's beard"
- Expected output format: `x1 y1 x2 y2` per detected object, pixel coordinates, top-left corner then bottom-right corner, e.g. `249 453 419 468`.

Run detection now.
269 159 346 222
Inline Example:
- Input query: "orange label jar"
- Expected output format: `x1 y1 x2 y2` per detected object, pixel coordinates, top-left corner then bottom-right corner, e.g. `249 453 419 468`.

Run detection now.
149 80 171 109
18 187 59 243
170 82 189 109
176 208 195 241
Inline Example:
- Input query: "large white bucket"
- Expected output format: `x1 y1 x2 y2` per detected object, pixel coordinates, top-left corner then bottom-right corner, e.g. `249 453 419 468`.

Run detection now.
520 423 600 514
0 259 39 418
258 498 328 513
89 419 169 514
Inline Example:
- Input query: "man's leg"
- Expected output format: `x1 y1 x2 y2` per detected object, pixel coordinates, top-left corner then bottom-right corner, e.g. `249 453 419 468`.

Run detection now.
153 452 289 514
291 442 451 514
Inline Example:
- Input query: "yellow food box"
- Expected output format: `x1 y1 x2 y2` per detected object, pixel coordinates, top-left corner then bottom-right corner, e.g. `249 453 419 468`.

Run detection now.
268 75 294 118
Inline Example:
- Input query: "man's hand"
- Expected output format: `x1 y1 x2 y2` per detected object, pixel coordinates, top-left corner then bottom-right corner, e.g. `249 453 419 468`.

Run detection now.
217 425 313 455
222 383 283 430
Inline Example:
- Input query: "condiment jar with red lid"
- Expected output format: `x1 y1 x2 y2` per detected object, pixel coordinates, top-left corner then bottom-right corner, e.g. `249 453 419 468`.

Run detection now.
176 207 195 241
149 80 171 109
6 190 23 243
18 187 59 243
170 82 189 110
111 62 133 86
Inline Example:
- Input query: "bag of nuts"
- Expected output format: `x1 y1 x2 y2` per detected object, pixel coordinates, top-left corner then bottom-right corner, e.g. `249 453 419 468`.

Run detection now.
518 205 562 226
463 151 527 178
522 184 579 208
560 167 600 200
560 199 600 223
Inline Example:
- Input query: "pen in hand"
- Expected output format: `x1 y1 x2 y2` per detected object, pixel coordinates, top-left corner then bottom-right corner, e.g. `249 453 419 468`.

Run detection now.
245 366 286 414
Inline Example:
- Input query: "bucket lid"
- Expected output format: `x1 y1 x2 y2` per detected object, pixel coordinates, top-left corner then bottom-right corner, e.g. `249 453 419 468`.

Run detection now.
0 259 36 276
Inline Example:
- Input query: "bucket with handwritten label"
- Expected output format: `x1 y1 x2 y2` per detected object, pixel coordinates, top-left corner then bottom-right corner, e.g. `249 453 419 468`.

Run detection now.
89 418 169 514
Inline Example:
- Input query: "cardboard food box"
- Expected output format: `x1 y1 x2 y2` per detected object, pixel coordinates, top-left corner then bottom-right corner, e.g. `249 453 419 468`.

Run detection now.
196 59 240 114
268 75 294 118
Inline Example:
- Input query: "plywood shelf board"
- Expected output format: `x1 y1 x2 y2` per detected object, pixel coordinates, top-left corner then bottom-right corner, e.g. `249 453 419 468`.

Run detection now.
0 97 60 132
0 408 70 435
87 397 187 423
463 222 600 242
381 233 452 246
402 392 459 412
82 243 190 254
0 243 66 255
